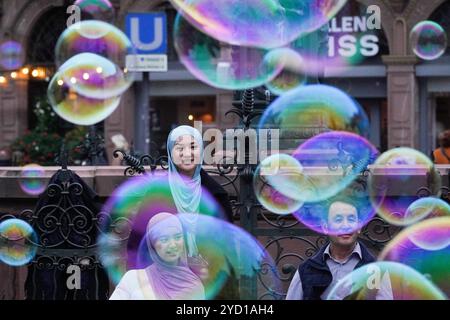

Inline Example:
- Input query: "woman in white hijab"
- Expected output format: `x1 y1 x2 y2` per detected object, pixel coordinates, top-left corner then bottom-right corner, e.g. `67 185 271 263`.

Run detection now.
166 125 233 219
166 126 238 299
167 125 205 258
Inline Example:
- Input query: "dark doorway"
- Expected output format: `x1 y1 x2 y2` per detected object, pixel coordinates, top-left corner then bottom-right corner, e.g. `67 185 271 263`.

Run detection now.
435 97 450 147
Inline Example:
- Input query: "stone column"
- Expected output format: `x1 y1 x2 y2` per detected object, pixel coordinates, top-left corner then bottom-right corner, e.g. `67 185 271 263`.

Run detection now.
382 55 419 148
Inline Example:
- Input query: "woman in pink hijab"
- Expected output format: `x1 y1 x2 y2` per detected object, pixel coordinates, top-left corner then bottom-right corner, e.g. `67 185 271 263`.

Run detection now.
110 212 205 300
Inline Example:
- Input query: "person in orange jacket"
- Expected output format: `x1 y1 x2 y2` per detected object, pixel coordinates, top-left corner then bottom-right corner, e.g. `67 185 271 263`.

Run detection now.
432 130 450 164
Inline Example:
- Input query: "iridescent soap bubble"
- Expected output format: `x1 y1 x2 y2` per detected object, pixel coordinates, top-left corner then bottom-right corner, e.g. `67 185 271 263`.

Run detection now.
259 154 308 204
47 68 121 126
74 0 115 23
174 14 283 90
406 216 450 251
293 184 376 236
404 197 450 225
57 53 130 99
293 32 361 77
0 219 38 267
55 20 136 76
264 48 308 95
98 173 226 284
291 131 378 203
0 40 24 70
410 21 447 61
287 3 378 77
19 164 46 196
326 261 446 300
368 148 442 226
253 154 304 215
258 84 370 138
130 213 278 299
379 217 450 296
170 0 347 49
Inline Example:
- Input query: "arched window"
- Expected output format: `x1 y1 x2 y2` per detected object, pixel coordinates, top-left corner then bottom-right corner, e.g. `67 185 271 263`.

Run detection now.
428 0 450 54
27 7 67 65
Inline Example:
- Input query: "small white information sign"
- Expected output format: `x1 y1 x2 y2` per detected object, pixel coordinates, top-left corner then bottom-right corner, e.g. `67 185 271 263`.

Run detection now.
126 54 168 72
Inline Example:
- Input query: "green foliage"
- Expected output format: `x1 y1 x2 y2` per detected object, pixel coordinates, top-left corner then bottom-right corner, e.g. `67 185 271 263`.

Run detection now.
11 130 62 165
65 126 89 164
33 96 59 133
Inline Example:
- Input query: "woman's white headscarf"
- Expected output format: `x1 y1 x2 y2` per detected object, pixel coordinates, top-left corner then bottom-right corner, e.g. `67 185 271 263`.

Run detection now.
167 126 204 256
167 125 204 214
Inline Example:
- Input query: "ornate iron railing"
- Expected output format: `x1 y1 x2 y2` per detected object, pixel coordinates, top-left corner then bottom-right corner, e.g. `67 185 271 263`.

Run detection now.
16 169 111 300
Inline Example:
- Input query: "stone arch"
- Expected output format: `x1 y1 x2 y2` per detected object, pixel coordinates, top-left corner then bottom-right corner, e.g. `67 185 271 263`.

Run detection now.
404 0 447 24
8 0 65 52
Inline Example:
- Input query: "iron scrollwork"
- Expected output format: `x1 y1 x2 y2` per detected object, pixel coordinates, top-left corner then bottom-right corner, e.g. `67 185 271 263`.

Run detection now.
113 149 168 177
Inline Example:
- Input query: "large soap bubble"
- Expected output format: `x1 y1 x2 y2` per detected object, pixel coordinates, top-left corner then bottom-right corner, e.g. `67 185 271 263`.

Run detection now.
326 261 447 300
170 0 347 49
174 14 283 90
258 84 370 138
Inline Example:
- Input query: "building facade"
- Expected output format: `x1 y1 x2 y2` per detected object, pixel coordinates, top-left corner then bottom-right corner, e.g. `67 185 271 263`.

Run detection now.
0 0 449 160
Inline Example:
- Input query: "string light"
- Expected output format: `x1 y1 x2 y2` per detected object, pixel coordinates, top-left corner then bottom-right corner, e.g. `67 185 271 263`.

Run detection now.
1 66 54 81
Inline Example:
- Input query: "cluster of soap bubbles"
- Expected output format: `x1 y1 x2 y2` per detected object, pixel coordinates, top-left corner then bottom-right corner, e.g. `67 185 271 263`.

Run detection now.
47 0 137 126
97 173 279 299
253 86 448 298
368 147 442 226
240 11 447 298
254 84 376 227
171 0 349 91
5 0 448 301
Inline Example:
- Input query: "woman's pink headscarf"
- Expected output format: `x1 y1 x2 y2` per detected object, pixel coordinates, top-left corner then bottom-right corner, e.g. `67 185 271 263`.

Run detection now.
145 212 205 300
